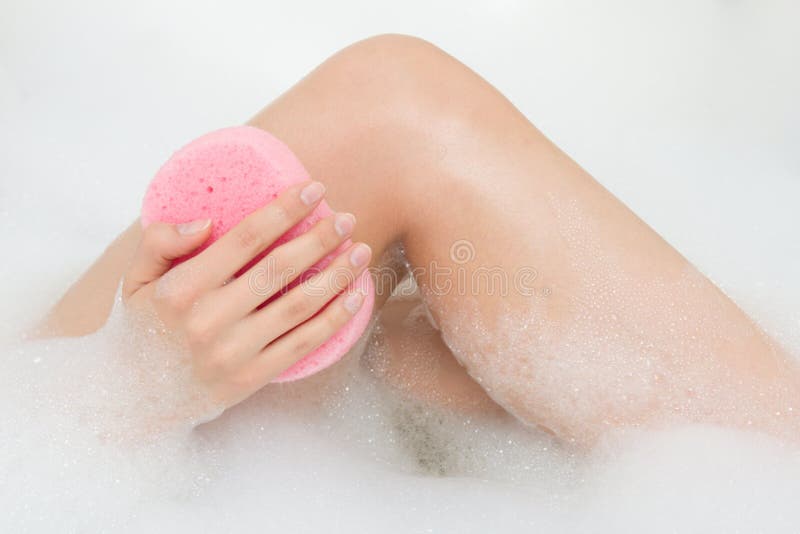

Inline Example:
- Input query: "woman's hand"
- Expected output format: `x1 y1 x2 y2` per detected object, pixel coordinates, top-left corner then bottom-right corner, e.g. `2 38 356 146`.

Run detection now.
121 181 371 409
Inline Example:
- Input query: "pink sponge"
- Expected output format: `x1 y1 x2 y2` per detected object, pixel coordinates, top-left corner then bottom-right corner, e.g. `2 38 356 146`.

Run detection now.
141 126 375 382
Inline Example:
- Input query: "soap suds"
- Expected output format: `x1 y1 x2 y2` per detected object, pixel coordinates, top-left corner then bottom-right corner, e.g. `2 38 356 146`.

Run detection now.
3 263 800 532
424 195 800 444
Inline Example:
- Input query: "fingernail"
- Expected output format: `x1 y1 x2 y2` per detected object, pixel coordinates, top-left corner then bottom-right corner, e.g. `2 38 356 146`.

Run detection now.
349 243 371 267
300 181 325 205
177 218 211 235
334 213 355 237
343 290 365 314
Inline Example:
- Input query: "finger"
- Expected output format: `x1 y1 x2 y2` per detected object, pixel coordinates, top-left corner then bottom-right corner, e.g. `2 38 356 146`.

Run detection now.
122 219 212 298
184 180 326 289
236 242 372 356
215 211 356 318
235 287 367 394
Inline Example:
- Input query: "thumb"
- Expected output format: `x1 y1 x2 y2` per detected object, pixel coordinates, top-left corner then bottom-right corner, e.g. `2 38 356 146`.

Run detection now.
122 219 212 298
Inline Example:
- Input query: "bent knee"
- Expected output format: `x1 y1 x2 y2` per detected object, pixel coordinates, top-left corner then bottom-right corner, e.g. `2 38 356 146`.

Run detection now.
338 33 450 75
331 34 451 84
313 34 478 123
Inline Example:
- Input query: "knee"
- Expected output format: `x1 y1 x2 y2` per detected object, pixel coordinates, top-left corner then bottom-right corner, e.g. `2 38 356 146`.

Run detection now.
332 34 450 82
316 34 477 127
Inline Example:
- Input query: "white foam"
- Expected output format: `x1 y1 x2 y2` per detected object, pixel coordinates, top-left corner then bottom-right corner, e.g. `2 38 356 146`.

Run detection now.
3 277 800 532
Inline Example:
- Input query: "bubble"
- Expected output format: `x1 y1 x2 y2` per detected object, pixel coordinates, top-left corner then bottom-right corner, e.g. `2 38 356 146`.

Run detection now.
425 195 800 446
3 255 800 532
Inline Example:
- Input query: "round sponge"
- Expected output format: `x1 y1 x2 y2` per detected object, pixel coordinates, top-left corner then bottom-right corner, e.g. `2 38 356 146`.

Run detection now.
141 126 375 382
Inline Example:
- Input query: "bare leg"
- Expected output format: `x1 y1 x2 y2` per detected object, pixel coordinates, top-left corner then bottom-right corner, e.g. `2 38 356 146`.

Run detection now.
44 35 799 445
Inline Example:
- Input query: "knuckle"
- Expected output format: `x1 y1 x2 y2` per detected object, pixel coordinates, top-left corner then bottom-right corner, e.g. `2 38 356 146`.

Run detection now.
233 219 265 252
279 183 310 213
309 231 328 256
269 202 291 226
325 305 349 331
184 313 216 345
315 225 338 253
159 287 194 313
291 335 315 357
284 296 314 322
